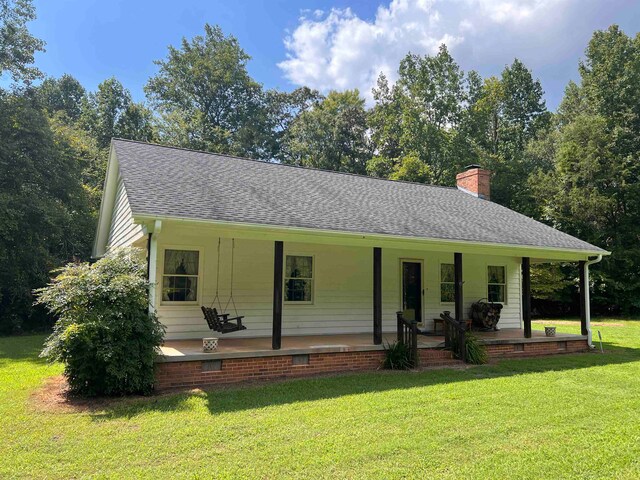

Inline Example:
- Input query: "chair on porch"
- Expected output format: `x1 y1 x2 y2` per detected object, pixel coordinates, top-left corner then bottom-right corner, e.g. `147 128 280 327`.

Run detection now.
201 306 246 334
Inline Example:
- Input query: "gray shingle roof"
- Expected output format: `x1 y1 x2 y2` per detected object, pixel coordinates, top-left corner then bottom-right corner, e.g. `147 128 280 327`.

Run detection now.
113 139 605 253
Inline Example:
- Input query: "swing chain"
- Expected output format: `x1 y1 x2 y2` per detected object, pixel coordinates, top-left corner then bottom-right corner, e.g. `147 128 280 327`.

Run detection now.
211 238 222 311
223 238 239 316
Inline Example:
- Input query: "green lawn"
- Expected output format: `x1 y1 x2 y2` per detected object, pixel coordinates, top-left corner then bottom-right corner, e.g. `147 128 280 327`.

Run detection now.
1 321 639 479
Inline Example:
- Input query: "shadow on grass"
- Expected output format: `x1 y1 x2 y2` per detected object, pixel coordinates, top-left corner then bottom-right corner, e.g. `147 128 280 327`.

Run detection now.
0 334 48 367
90 340 640 422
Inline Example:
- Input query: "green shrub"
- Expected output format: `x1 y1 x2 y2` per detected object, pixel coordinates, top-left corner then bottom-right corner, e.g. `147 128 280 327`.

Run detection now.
465 332 488 365
36 248 165 396
383 341 414 370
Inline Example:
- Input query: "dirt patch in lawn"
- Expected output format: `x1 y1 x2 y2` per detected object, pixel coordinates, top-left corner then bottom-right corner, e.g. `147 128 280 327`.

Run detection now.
532 320 624 327
29 375 173 414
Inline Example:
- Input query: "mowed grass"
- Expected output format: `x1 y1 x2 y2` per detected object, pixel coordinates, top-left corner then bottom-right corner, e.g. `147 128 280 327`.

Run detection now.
1 321 639 479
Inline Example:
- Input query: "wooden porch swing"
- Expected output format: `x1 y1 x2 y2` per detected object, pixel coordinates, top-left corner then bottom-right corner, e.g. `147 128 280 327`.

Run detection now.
201 238 246 334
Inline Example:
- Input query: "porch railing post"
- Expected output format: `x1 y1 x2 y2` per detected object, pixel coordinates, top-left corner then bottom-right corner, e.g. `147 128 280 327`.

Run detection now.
373 247 382 345
396 311 403 343
272 241 283 350
411 320 419 367
522 257 532 338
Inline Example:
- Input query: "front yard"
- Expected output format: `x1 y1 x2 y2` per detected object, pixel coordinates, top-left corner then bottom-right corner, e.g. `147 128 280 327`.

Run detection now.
1 320 639 479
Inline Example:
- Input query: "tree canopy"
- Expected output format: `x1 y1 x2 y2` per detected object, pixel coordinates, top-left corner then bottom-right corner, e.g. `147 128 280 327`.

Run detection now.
1 3 639 332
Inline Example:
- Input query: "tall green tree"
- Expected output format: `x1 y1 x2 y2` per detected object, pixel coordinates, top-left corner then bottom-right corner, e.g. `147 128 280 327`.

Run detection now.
38 73 86 120
471 60 550 212
145 24 265 157
81 77 155 149
263 86 321 162
0 0 44 83
532 25 640 312
286 90 371 174
0 90 93 333
368 46 477 185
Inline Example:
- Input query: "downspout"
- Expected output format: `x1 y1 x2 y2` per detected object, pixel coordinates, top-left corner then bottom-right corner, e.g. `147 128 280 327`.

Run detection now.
148 220 162 314
146 233 152 279
584 254 603 348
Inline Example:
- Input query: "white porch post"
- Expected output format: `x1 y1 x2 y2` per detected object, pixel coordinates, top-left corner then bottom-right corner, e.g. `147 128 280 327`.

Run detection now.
581 255 603 348
584 262 592 346
148 220 162 314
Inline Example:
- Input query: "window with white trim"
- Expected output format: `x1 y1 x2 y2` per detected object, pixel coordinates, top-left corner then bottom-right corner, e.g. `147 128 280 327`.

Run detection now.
440 263 455 303
162 249 199 302
487 265 506 303
284 255 313 302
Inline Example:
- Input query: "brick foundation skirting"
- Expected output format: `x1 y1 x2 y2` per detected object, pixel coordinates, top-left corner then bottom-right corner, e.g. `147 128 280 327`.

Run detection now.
484 339 589 357
154 339 589 390
155 348 457 390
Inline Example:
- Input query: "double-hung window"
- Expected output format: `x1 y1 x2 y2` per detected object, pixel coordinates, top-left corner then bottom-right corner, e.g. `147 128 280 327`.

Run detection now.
162 249 199 302
284 255 313 303
440 263 455 303
487 265 506 303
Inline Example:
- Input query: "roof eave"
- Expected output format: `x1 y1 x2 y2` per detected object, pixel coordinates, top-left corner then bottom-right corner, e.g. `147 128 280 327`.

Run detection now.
131 213 609 261
92 143 120 258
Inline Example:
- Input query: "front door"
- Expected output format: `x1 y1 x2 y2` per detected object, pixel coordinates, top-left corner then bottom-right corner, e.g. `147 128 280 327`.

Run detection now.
402 261 422 323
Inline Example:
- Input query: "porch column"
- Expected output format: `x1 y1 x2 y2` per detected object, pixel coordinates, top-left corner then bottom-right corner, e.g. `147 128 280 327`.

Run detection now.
454 253 463 322
272 241 283 350
373 247 382 345
579 260 588 336
522 257 532 338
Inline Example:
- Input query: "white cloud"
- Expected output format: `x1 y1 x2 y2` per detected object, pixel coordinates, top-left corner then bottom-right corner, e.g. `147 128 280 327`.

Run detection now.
278 0 599 105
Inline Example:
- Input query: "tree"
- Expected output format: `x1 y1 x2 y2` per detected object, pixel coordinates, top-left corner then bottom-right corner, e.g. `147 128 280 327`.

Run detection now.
0 90 93 333
368 73 403 161
0 0 44 84
81 77 154 149
531 26 640 313
145 24 264 157
286 90 371 174
38 74 86 120
469 60 550 212
263 86 321 162
368 46 476 185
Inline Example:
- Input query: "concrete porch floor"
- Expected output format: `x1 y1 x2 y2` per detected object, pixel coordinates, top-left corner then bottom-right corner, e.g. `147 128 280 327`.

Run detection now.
158 329 587 362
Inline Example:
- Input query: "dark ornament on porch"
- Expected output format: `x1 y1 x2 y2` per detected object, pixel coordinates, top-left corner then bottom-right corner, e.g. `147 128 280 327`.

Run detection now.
202 306 246 334
470 299 503 331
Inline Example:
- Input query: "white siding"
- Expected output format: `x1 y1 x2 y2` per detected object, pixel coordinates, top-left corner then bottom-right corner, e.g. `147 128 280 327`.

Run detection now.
154 222 523 340
107 178 144 249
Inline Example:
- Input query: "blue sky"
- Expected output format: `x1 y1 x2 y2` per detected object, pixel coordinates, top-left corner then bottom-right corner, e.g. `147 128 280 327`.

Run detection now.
27 0 640 110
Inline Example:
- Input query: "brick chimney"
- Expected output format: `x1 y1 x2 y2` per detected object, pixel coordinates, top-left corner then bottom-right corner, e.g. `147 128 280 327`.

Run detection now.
456 164 491 200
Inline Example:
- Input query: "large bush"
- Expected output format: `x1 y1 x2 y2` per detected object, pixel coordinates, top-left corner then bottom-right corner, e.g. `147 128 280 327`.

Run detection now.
36 248 165 396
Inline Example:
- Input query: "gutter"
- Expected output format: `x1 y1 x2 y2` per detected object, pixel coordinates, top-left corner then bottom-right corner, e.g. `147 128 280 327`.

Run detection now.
131 213 609 260
584 254 603 348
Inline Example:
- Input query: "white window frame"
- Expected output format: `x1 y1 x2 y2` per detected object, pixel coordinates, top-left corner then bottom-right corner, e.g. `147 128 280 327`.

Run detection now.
160 246 203 306
439 262 455 305
283 254 315 305
487 264 507 304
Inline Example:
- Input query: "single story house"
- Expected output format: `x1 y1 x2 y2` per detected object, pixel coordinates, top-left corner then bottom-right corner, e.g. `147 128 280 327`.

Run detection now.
94 139 609 388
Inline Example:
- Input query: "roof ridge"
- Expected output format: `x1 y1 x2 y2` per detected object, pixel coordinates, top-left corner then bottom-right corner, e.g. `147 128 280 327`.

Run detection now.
111 138 461 192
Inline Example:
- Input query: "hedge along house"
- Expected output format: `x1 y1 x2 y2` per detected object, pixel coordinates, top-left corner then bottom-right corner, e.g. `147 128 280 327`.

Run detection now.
94 139 609 388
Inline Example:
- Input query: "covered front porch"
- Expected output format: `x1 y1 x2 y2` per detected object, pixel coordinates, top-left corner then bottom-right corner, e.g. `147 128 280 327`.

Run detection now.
145 219 600 351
